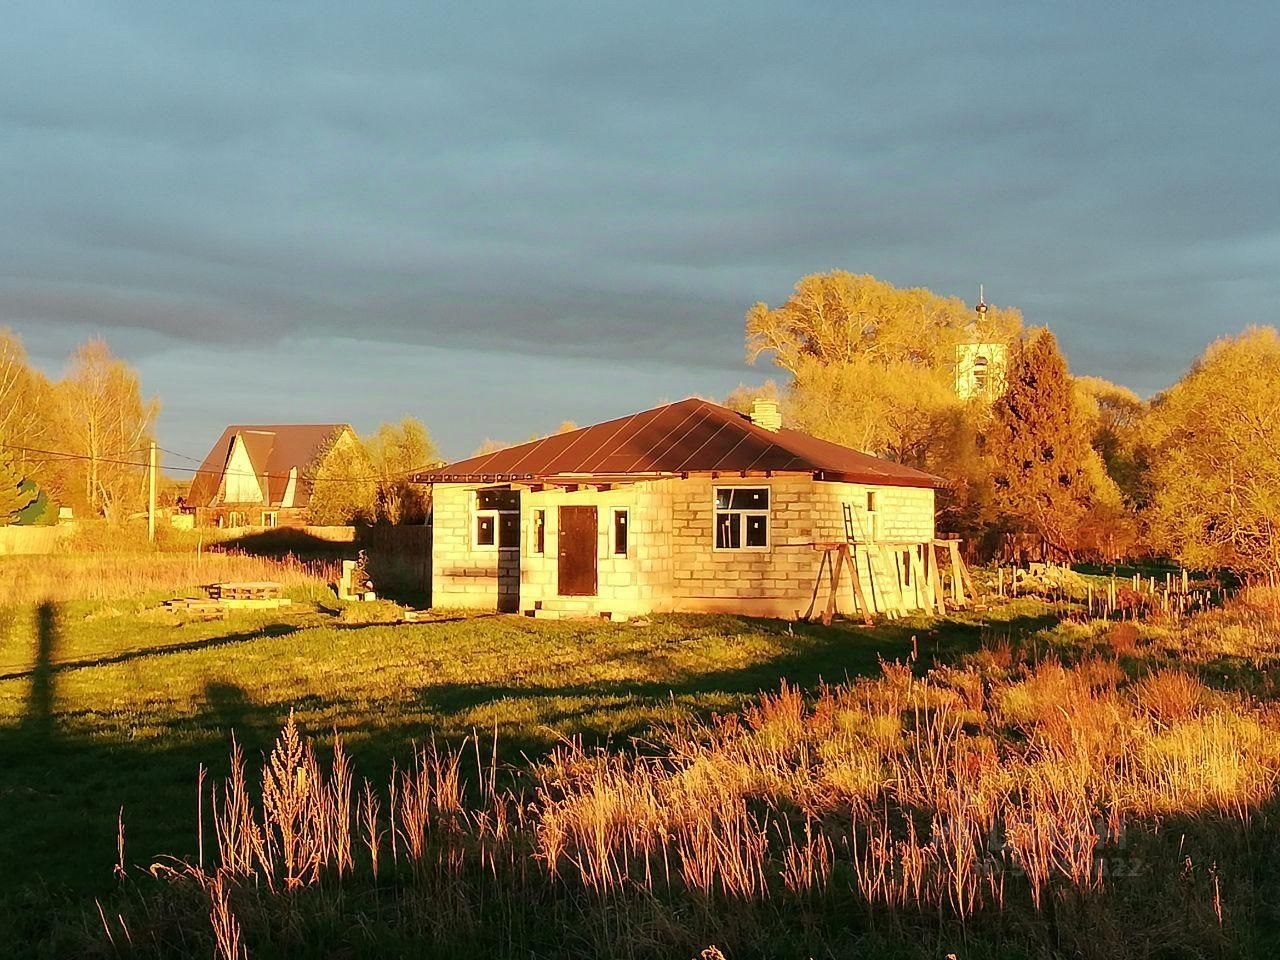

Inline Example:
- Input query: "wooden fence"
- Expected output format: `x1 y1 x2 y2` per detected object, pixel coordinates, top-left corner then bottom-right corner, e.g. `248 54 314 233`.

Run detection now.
0 526 74 556
207 523 433 604
356 525 432 604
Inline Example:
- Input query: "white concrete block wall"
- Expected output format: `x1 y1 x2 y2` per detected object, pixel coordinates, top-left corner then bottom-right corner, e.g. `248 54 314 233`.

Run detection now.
430 475 936 618
430 483 505 610
518 482 674 617
666 476 935 617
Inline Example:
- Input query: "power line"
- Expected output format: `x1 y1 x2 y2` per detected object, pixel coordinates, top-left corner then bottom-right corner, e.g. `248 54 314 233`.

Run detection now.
156 445 206 464
0 441 424 485
2 442 168 471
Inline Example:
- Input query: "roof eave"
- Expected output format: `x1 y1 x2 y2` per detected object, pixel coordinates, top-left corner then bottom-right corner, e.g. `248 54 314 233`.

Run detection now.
817 470 948 489
414 470 682 485
415 467 946 488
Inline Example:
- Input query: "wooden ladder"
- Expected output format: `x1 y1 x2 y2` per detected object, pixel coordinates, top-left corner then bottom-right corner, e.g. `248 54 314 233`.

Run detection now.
841 503 909 619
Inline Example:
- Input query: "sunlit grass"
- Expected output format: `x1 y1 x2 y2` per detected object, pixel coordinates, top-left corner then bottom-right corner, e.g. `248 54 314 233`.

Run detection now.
0 567 1011 905
115 616 1280 959
7 553 1280 958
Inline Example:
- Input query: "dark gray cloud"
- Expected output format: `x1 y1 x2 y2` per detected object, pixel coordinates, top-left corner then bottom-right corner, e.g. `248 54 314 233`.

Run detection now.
2 0 1279 452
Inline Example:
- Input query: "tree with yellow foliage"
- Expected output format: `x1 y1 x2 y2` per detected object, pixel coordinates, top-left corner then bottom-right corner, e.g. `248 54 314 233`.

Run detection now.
0 330 59 496
745 272 1022 539
1074 375 1151 509
367 416 439 524
307 430 378 525
785 357 963 466
1146 327 1280 575
746 271 1022 374
746 273 1023 464
55 338 159 521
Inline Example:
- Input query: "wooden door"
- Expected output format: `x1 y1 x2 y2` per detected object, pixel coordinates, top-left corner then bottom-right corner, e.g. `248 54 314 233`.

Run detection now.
558 506 598 596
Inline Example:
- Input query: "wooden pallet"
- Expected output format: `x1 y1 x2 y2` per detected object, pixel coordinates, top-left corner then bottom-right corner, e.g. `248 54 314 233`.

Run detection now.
160 581 293 613
207 581 283 601
163 597 292 612
161 598 227 615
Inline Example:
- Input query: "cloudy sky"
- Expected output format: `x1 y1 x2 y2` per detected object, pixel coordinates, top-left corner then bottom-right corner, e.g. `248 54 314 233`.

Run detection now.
3 2 1277 461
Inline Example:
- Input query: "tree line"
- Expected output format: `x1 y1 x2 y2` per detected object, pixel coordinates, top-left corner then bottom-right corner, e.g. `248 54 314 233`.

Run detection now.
1 333 156 524
6 282 1276 576
739 271 1280 576
0 329 440 527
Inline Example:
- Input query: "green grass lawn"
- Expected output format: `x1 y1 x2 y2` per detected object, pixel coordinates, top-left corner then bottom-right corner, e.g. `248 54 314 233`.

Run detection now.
0 583 1056 902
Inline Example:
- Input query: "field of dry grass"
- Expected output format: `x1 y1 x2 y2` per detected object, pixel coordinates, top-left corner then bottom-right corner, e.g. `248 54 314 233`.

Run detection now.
67 592 1280 957
5 547 1280 959
0 552 335 605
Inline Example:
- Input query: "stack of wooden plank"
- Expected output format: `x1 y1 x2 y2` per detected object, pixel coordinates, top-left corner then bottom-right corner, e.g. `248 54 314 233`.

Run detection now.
207 581 283 602
160 597 226 616
163 581 292 612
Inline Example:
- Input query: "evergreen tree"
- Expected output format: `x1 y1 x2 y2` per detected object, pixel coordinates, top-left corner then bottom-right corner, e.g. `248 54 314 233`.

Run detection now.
986 329 1101 559
0 457 37 525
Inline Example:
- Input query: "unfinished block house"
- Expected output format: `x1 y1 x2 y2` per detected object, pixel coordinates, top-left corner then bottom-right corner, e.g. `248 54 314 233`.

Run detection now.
417 399 946 621
187 424 363 528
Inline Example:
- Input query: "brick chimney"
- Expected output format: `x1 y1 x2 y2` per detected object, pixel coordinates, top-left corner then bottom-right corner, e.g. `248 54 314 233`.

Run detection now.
749 397 782 432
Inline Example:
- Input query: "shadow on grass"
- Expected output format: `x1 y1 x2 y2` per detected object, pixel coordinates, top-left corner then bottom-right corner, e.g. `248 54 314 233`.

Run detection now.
215 526 431 606
408 610 1064 755
216 528 354 561
0 673 297 901
22 601 58 740
0 604 1057 904
0 622 300 682
0 604 303 900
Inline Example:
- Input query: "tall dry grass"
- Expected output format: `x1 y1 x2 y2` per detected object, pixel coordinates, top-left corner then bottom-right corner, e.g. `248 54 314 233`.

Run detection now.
123 631 1280 959
0 552 334 605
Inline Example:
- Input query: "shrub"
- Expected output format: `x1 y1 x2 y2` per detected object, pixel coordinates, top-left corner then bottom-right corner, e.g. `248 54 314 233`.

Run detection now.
335 599 407 625
1105 620 1140 655
1133 669 1208 724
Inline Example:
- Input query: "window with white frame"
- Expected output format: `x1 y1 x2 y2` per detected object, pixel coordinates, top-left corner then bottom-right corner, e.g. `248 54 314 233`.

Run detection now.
714 487 769 549
261 510 278 528
475 488 520 549
865 490 879 541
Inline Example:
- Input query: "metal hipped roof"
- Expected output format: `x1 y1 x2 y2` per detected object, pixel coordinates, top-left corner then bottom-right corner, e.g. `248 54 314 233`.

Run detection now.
414 398 944 488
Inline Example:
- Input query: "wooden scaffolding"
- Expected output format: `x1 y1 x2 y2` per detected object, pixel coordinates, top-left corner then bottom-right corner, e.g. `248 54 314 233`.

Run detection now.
795 505 976 625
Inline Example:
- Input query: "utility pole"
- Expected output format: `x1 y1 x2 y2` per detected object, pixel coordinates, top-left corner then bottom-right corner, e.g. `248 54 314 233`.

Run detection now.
148 440 157 542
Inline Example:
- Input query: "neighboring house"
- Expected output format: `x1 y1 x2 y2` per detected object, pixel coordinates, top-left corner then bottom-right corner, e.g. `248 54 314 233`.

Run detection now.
415 398 944 620
187 424 361 528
